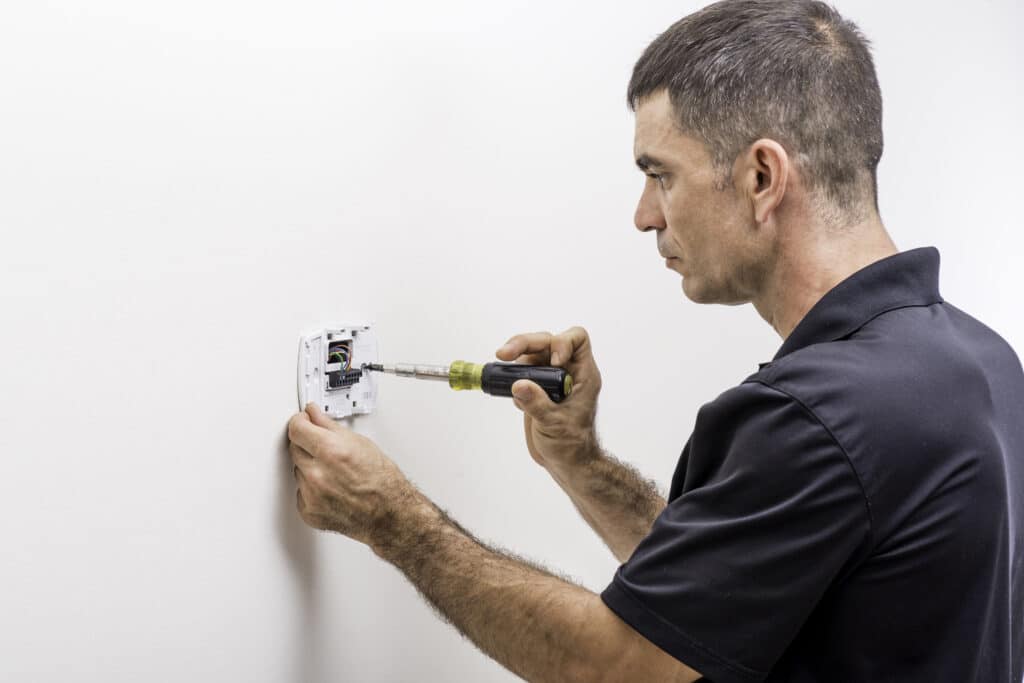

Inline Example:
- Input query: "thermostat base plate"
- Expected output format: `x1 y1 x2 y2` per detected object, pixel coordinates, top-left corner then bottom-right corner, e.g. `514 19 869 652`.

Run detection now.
297 323 379 419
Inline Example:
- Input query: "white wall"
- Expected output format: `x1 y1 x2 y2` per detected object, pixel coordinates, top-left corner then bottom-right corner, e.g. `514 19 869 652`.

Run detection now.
1 1 1020 680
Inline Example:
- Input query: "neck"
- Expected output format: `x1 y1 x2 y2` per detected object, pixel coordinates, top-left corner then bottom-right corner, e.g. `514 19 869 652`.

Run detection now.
753 217 898 341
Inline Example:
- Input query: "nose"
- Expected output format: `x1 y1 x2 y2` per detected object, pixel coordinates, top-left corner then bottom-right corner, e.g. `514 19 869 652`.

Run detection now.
634 181 666 233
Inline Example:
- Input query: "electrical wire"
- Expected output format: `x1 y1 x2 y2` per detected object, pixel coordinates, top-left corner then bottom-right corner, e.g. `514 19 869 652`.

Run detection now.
328 342 354 371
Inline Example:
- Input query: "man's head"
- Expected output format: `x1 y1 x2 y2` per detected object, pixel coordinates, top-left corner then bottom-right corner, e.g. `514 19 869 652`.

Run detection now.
631 0 884 306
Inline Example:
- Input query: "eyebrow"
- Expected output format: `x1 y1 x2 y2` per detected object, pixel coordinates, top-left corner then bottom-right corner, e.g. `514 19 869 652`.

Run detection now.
635 153 669 172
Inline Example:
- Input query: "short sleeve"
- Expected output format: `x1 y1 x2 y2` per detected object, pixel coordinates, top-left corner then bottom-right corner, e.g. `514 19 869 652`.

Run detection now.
600 381 871 683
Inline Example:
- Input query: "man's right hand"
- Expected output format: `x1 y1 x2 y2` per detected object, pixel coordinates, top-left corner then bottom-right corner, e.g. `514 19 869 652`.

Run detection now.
495 326 603 473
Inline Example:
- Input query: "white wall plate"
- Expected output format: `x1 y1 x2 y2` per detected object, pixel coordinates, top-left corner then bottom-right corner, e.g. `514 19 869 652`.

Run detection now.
297 323 379 419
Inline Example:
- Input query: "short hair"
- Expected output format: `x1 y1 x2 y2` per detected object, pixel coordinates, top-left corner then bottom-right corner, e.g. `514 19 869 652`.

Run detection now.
629 0 883 218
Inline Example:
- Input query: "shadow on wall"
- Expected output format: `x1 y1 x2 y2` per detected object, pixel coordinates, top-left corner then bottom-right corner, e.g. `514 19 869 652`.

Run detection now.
275 427 323 683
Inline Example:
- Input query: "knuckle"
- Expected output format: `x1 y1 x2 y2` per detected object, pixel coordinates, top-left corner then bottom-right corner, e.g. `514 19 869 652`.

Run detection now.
307 467 322 487
558 328 580 350
313 435 334 459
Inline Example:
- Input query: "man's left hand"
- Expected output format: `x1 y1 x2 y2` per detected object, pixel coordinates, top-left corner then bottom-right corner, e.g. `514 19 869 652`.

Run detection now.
287 403 418 549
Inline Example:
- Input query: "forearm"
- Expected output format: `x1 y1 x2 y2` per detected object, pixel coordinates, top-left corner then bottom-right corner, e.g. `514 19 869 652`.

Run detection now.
547 444 667 564
372 493 608 683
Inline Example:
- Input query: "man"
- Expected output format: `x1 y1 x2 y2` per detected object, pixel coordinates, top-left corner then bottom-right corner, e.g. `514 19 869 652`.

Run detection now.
287 1 1024 680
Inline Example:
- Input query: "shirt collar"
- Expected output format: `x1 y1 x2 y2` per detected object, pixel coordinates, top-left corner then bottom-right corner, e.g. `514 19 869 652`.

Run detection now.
762 246 944 368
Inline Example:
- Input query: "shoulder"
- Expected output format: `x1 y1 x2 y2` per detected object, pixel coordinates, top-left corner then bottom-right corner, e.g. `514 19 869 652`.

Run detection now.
743 333 913 439
749 301 1022 421
738 324 1007 540
685 379 865 504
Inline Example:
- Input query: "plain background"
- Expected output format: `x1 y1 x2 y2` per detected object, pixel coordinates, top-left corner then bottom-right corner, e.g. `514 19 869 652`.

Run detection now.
1 1 1021 680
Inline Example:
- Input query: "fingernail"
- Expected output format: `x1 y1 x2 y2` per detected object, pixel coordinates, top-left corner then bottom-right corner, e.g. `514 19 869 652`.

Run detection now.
497 343 512 355
512 383 530 401
551 352 559 366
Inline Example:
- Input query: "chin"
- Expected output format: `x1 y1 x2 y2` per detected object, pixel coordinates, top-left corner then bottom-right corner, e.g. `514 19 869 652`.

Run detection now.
680 276 711 303
680 276 736 305
682 277 749 306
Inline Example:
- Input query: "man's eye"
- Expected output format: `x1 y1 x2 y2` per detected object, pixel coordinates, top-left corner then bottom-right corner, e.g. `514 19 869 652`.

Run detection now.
646 173 664 184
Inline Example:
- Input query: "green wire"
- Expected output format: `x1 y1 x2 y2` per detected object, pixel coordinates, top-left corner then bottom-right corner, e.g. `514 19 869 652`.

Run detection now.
329 350 353 369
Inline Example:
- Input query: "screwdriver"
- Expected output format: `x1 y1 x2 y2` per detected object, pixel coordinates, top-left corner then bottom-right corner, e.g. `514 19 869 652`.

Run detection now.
361 361 573 403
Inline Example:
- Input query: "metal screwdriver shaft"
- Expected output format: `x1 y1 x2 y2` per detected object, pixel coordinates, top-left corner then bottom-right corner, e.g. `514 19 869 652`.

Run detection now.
361 361 573 403
363 362 450 381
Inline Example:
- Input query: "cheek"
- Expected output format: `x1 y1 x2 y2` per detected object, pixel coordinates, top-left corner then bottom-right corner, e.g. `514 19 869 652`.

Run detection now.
663 197 692 243
665 207 707 253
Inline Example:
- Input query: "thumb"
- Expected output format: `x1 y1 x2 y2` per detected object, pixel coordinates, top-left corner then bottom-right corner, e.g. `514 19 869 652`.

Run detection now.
511 380 556 419
305 402 344 432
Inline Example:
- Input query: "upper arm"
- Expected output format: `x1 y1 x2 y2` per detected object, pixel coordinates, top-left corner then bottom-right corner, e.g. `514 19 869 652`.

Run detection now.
597 382 871 681
586 595 703 683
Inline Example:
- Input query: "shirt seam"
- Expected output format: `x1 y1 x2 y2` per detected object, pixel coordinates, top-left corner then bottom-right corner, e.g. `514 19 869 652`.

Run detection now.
741 379 876 550
832 298 945 347
608 574 767 680
773 298 944 363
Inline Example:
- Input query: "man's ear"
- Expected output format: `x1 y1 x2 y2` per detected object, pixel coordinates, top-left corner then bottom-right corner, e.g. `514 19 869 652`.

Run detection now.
738 139 789 225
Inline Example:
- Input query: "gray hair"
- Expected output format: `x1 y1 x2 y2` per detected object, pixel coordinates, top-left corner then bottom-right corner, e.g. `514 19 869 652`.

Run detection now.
629 0 883 219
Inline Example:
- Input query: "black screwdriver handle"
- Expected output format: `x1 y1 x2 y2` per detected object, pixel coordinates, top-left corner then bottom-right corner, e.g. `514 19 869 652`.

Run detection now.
480 362 573 403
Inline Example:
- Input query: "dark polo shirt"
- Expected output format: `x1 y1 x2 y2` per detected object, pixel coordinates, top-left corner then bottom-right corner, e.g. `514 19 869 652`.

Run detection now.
600 247 1024 682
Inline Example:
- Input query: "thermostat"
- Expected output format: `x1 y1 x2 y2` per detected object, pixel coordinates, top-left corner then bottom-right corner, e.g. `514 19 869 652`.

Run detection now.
297 324 379 419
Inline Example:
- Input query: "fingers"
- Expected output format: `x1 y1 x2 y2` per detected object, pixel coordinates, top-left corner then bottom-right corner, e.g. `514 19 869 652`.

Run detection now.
290 444 312 487
496 331 553 364
288 411 323 455
305 402 344 432
288 402 368 466
510 379 557 420
289 441 313 464
550 326 593 368
288 404 355 457
509 352 550 366
497 326 594 369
